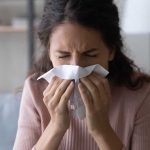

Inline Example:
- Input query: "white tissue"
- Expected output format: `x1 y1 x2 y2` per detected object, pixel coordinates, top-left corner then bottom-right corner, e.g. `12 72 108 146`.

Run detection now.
37 64 109 119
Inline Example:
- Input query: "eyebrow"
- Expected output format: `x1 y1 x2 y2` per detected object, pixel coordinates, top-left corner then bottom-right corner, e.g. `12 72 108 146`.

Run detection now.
83 48 98 53
56 48 98 54
56 51 70 54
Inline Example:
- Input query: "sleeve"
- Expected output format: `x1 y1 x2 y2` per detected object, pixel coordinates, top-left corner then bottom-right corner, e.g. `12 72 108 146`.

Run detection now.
13 78 41 150
130 88 150 150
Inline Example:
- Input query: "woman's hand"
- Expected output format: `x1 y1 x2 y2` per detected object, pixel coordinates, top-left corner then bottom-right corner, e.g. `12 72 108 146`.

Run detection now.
78 73 111 136
35 77 74 150
43 76 74 133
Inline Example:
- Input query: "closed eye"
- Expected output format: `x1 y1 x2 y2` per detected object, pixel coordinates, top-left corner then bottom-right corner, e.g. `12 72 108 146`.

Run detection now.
55 48 99 58
58 55 70 58
55 51 70 58
83 48 99 57
84 53 98 57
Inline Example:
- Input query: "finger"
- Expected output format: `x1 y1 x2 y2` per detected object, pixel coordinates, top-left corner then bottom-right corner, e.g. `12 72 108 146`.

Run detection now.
43 77 63 105
80 77 99 103
92 73 111 99
58 81 74 111
81 75 109 109
43 76 59 96
87 73 103 91
50 80 72 107
91 74 111 108
78 82 93 113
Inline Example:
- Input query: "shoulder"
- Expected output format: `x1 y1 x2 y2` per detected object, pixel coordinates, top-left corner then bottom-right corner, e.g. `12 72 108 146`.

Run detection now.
112 81 150 114
110 81 150 126
113 70 150 104
22 73 49 117
22 73 48 109
24 73 48 95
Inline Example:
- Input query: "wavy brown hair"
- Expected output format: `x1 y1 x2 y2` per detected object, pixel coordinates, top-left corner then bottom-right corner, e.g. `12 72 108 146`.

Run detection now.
28 0 150 90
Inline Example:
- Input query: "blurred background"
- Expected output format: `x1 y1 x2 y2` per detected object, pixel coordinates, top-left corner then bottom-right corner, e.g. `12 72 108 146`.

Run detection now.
0 1 44 150
0 0 44 93
0 0 149 150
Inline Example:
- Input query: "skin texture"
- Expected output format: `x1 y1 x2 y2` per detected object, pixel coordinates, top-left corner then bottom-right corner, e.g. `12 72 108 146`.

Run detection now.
49 22 114 68
35 22 123 150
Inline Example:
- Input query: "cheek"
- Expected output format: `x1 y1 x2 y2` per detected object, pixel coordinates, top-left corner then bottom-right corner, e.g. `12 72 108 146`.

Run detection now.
50 57 62 67
104 62 109 70
49 52 58 67
99 61 109 70
96 56 110 70
50 55 67 67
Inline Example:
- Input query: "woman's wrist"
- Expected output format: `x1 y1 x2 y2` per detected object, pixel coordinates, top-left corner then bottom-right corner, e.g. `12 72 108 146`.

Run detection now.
49 121 68 135
46 122 66 144
35 122 66 150
91 124 123 150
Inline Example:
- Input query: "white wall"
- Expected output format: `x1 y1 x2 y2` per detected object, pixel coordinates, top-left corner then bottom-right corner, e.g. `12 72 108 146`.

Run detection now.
124 34 150 73
0 1 44 93
0 33 29 93
115 0 150 74
0 32 43 93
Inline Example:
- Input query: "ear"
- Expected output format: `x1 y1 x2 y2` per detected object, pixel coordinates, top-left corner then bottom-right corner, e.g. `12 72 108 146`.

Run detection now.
108 48 116 61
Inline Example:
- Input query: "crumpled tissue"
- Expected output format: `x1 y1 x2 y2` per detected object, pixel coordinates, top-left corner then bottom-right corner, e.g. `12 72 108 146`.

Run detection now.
37 64 109 119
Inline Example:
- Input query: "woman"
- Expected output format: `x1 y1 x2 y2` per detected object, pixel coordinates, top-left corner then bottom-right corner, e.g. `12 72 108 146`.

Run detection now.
13 0 150 150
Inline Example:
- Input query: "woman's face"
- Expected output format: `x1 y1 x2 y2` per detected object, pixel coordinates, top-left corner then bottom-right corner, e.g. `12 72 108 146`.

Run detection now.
49 22 115 69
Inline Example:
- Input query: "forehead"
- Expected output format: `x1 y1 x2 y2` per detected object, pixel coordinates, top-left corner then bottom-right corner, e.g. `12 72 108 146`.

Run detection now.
50 22 105 51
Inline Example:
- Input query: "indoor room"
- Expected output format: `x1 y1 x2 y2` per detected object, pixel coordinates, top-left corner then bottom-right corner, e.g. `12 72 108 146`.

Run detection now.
0 0 150 150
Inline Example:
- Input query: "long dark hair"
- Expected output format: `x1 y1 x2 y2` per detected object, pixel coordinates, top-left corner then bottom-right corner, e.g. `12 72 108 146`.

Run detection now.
29 0 150 89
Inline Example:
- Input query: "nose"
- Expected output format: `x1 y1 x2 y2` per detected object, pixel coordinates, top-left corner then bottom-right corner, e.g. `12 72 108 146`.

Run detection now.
70 55 83 67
